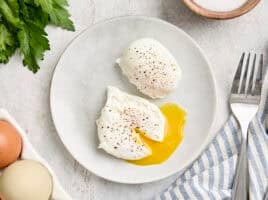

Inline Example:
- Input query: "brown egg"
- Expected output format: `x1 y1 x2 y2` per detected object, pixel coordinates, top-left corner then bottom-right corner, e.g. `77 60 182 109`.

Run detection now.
0 120 22 168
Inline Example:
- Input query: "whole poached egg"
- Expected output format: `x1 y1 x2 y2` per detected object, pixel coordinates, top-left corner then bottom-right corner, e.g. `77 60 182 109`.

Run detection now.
117 38 181 99
96 86 165 160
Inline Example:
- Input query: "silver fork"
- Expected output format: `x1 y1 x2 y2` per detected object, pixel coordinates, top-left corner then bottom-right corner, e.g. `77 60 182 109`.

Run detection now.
265 114 268 134
230 53 264 200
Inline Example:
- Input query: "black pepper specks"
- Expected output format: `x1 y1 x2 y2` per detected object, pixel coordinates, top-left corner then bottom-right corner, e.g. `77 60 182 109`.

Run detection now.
117 38 180 98
97 86 165 160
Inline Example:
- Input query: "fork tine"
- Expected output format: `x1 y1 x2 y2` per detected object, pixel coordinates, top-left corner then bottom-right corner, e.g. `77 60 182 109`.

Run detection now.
253 54 264 95
231 53 245 94
247 54 256 95
240 53 250 94
259 54 264 82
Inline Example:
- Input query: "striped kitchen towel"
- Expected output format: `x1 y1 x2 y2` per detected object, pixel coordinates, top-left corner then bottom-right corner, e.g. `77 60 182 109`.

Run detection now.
156 92 268 199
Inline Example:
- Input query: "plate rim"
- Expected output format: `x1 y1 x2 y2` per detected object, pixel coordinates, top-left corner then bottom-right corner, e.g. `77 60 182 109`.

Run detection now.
50 15 218 184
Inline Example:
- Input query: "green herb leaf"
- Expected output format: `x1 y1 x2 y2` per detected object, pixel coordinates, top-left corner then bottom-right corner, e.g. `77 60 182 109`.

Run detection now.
6 0 20 17
33 0 53 13
0 0 74 73
31 0 74 31
19 0 49 28
49 2 74 31
0 24 17 63
0 0 21 27
54 0 68 7
17 22 49 73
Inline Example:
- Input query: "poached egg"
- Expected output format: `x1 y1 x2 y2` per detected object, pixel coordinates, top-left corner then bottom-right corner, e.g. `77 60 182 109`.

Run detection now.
117 38 181 99
96 86 165 160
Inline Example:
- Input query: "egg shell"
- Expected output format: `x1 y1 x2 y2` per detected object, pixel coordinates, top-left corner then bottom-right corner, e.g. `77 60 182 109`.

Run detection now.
0 120 22 168
0 159 53 200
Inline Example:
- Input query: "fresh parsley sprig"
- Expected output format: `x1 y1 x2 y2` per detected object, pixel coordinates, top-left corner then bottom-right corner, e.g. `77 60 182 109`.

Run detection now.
0 0 74 73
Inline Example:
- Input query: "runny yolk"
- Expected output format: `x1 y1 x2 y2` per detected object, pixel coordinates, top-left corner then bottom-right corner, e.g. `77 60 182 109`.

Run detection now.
128 103 186 166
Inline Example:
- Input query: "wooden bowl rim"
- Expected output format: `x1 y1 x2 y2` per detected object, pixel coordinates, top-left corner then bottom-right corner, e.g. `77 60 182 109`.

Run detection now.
182 0 261 19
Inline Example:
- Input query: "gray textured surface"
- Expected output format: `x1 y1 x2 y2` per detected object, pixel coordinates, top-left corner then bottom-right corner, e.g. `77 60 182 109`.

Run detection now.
0 0 267 199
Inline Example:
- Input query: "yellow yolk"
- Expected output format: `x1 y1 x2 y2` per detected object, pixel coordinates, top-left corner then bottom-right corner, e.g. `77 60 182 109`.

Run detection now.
128 103 186 166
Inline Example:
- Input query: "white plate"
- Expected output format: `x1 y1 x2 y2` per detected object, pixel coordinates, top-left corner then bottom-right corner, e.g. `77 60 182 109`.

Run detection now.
50 16 217 184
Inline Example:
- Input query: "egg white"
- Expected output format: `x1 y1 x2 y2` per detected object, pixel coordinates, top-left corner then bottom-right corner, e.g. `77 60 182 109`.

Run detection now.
96 86 165 160
117 38 181 99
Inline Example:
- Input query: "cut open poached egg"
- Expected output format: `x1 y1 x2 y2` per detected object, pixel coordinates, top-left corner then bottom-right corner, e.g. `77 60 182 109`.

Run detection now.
96 86 165 160
96 87 186 165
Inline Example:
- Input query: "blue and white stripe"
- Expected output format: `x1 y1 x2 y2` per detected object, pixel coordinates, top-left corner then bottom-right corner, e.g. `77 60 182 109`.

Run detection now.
156 94 268 200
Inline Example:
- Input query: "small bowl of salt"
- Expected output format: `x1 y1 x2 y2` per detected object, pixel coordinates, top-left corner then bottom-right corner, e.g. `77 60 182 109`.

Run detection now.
182 0 260 19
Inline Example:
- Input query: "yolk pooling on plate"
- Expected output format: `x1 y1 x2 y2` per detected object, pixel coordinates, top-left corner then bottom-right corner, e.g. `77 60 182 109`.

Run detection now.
128 103 186 166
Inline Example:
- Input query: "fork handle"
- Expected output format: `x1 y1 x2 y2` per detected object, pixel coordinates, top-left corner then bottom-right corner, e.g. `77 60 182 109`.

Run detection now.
231 136 249 200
